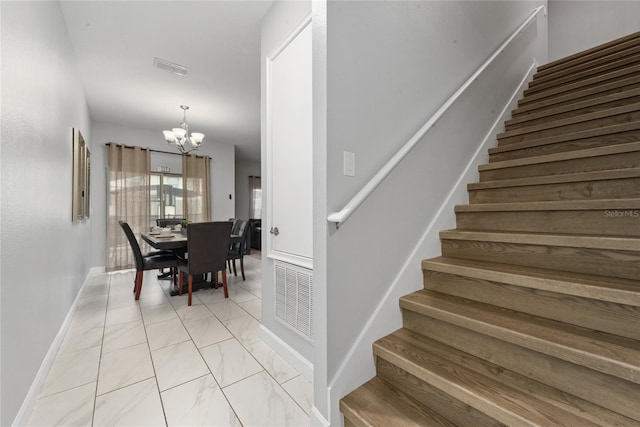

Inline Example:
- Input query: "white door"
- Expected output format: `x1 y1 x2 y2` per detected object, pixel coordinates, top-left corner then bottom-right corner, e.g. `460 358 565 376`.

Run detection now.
267 18 313 268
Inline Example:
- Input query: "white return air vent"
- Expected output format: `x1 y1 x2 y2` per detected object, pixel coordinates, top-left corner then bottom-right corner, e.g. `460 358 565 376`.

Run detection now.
274 261 313 340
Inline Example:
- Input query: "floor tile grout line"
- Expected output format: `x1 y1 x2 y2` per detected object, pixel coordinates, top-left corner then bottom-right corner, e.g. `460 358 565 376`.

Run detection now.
166 276 247 426
222 301 311 417
239 257 310 415
29 256 310 425
90 270 115 427
140 273 170 427
96 271 166 425
175 261 272 425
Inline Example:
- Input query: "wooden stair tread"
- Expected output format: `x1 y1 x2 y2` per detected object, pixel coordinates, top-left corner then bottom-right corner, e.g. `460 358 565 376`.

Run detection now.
400 290 640 383
375 330 603 427
386 329 640 426
516 73 640 117
340 377 456 427
343 33 640 427
521 63 640 105
488 128 640 154
455 198 640 212
507 87 640 127
422 256 640 307
497 121 640 150
537 31 640 74
498 102 640 140
439 229 639 251
480 141 640 171
527 49 640 95
468 167 640 190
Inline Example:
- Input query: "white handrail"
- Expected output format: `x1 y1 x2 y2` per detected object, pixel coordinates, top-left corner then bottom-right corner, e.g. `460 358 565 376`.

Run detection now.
327 5 546 227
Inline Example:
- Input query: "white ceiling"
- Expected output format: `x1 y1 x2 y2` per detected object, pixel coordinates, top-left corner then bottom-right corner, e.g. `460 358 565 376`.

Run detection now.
60 1 273 161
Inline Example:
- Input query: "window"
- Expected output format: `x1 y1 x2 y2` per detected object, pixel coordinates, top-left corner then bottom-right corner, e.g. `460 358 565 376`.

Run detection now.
249 176 262 219
150 172 183 227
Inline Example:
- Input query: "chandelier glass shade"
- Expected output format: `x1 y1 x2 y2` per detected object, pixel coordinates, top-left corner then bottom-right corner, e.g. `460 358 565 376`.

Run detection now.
163 105 204 154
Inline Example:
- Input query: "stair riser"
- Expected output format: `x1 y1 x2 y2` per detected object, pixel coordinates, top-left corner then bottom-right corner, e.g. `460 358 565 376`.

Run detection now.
506 94 640 132
343 33 640 426
535 33 640 80
440 238 640 280
375 357 503 427
469 177 640 203
374 333 592 426
340 377 458 427
423 257 640 307
479 152 640 182
401 311 640 422
423 269 640 340
520 64 640 107
515 79 640 119
455 209 640 237
498 110 640 146
527 53 640 95
489 130 640 162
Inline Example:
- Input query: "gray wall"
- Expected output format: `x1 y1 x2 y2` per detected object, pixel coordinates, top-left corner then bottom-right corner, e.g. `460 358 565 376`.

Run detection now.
0 3 239 422
89 121 236 268
0 2 92 424
316 1 547 424
548 0 640 61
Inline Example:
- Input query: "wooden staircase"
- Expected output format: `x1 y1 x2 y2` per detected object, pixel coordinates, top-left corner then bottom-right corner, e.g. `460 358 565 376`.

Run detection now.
340 32 640 426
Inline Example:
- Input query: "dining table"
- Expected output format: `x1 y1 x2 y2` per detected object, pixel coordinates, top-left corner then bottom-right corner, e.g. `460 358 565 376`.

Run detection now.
142 231 243 250
141 230 243 296
141 231 188 251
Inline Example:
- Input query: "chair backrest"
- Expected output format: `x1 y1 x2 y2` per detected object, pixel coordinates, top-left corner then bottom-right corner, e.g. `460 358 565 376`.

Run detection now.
229 219 249 253
186 221 233 275
156 218 185 227
119 220 143 271
229 218 239 234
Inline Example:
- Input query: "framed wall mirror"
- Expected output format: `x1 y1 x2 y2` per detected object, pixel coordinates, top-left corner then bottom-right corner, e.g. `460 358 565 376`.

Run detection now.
72 128 90 222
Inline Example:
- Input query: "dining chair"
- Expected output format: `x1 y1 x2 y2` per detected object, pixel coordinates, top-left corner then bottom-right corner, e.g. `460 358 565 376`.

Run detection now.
227 219 250 280
119 221 180 300
178 221 233 306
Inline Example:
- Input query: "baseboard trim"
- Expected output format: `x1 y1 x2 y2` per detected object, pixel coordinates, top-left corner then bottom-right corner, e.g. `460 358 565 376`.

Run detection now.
11 270 95 426
311 405 331 427
90 266 105 275
258 324 314 381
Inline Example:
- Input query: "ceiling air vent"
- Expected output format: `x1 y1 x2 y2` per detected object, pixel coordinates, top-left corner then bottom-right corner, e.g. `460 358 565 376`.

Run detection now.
153 57 190 77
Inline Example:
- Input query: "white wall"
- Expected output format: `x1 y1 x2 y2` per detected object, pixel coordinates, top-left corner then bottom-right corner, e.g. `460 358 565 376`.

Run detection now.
317 1 547 424
235 159 261 220
548 0 640 61
0 2 92 424
89 121 236 267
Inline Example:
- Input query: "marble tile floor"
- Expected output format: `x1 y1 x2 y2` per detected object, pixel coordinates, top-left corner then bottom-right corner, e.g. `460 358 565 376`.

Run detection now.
26 253 313 426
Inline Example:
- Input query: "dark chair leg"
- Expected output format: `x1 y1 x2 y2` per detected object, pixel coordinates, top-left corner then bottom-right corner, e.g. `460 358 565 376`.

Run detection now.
232 259 237 276
240 257 245 281
188 274 193 306
135 271 143 300
221 270 229 298
178 271 184 295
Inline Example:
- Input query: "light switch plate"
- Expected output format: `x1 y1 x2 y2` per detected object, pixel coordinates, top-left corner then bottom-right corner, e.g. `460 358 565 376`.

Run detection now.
343 151 355 176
